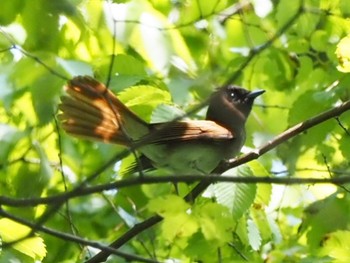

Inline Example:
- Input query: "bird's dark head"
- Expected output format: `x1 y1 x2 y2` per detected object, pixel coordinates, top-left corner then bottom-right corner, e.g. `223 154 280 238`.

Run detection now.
206 85 265 130
222 85 265 117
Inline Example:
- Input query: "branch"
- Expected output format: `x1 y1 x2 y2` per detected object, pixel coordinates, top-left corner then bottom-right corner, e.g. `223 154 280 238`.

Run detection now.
85 97 350 263
187 99 350 200
0 208 160 263
3 173 350 208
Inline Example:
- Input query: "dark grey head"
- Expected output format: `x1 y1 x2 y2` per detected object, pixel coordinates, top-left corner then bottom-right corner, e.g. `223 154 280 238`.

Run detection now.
206 85 265 130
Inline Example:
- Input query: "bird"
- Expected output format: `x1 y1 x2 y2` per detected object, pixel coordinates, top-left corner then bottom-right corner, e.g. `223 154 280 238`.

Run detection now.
58 76 264 174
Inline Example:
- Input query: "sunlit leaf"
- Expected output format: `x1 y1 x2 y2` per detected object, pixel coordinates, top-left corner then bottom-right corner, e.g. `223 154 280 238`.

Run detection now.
247 218 261 250
336 36 350 72
205 166 257 220
195 202 234 245
118 84 171 121
161 213 199 241
0 218 46 260
147 194 190 217
320 231 350 262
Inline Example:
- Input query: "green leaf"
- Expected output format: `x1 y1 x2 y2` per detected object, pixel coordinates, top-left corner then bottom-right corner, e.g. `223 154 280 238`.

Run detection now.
12 143 52 199
147 194 190 217
205 166 257 220
104 0 195 75
10 56 47 88
151 104 186 123
336 36 350 73
0 0 22 25
32 141 53 189
302 194 350 250
247 219 261 251
288 90 334 125
276 0 300 28
320 230 350 262
339 135 350 160
287 37 310 53
0 124 26 163
310 30 329 52
118 85 171 121
141 183 173 198
295 13 320 38
266 212 282 243
161 213 199 241
195 202 234 245
21 0 60 52
30 73 63 124
295 56 314 85
340 0 350 16
248 48 294 91
57 59 93 76
0 218 46 261
113 54 147 76
185 232 217 261
249 161 271 205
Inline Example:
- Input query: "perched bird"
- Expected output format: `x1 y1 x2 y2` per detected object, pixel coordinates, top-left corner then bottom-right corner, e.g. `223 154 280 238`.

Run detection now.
59 76 264 174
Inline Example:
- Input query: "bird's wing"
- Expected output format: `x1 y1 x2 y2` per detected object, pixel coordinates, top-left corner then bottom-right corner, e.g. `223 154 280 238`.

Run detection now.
144 120 234 144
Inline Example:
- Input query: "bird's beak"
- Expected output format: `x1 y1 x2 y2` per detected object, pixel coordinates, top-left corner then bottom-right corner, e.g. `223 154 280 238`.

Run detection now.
247 89 265 99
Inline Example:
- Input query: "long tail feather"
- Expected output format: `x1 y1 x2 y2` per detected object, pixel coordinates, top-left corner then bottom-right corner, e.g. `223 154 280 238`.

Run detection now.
59 76 149 145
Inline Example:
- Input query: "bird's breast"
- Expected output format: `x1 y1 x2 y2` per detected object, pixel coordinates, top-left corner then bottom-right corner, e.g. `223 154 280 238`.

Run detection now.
139 137 243 174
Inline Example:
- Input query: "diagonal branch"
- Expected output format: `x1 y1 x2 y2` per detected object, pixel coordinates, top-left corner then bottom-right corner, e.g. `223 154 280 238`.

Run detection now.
186 99 350 201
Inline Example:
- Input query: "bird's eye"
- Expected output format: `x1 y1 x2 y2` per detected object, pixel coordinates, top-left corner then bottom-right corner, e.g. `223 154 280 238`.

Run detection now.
229 92 236 99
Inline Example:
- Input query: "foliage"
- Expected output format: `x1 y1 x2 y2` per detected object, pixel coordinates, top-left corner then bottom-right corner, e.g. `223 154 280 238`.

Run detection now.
0 0 350 262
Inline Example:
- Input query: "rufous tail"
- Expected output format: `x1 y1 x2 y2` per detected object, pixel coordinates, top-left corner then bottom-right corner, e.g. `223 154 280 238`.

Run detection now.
58 76 149 145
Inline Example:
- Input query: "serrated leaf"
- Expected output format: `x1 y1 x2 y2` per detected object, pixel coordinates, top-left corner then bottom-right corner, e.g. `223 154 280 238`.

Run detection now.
0 218 46 260
251 206 272 242
266 213 282 244
118 85 171 121
247 219 261 251
204 166 257 220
